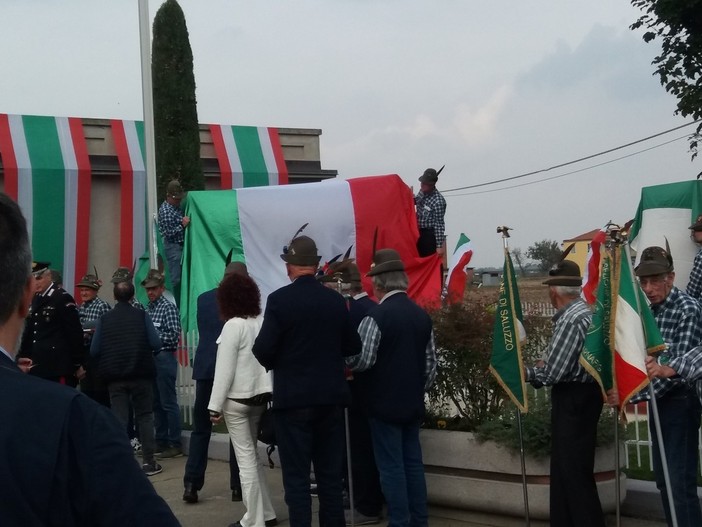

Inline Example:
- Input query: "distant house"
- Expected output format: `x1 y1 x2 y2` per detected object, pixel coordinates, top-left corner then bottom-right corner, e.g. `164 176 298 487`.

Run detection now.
561 228 602 272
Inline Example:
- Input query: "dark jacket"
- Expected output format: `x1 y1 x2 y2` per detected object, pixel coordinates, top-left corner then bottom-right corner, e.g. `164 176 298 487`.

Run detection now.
253 275 361 409
0 352 179 526
192 288 224 381
355 292 432 424
18 283 85 380
91 302 161 382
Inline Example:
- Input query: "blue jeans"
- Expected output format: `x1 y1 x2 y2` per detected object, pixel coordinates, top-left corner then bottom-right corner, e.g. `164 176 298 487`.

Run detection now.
153 351 181 447
275 405 345 527
369 418 428 527
184 379 240 490
164 240 183 287
649 387 702 527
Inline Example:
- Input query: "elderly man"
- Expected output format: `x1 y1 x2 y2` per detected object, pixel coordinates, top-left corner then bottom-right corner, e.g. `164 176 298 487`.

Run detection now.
524 260 606 527
18 261 85 387
77 271 111 406
253 232 361 527
0 192 179 525
414 168 446 258
142 268 183 459
158 179 190 289
633 246 702 527
686 214 702 300
91 280 163 476
347 249 436 527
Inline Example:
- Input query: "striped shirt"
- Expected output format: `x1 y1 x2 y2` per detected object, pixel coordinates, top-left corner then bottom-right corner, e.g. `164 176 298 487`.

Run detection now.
158 201 185 245
686 249 702 300
78 297 111 326
633 287 702 401
414 189 446 247
146 295 181 352
525 297 594 387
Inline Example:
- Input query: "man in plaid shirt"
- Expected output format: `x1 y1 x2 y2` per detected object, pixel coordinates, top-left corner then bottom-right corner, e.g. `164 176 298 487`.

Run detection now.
158 180 190 289
524 260 606 527
686 214 702 300
414 168 446 257
77 272 111 406
142 269 182 459
633 246 702 527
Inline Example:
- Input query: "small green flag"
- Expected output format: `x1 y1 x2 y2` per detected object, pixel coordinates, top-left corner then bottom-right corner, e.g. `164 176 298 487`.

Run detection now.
580 250 614 397
489 248 528 412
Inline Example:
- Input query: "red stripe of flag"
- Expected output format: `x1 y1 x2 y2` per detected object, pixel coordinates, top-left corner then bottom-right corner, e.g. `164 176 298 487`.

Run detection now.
209 124 233 189
69 117 91 290
0 114 19 200
582 229 606 304
268 127 288 185
111 120 135 267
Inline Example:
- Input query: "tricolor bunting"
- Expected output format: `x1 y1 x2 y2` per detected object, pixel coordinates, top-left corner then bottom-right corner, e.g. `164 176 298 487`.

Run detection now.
443 233 473 304
581 227 607 304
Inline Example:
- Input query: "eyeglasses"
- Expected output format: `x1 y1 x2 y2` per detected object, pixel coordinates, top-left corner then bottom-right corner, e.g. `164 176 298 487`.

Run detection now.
32 270 48 280
638 275 669 287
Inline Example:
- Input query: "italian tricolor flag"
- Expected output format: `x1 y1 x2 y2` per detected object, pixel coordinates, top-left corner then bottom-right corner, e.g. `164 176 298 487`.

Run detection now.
209 124 288 188
0 113 91 297
629 180 702 288
443 233 473 304
180 174 442 333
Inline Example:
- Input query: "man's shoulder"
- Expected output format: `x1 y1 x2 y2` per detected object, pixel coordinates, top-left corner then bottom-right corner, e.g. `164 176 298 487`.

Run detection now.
670 287 701 314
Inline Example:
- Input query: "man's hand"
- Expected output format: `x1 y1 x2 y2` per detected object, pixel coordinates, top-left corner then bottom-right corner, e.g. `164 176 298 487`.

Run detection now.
17 357 33 374
645 355 677 379
182 216 190 228
75 365 87 380
606 388 619 407
436 245 445 256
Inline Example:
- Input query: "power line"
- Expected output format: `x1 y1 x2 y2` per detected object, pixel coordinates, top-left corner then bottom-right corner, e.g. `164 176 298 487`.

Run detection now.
446 134 690 197
442 120 700 194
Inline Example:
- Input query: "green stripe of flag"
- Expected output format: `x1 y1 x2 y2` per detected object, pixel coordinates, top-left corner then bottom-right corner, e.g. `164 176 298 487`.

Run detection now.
232 126 268 187
23 115 65 270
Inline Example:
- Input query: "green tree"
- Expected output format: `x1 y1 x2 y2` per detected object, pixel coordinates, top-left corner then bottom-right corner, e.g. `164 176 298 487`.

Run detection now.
630 0 702 156
526 239 562 273
152 0 204 200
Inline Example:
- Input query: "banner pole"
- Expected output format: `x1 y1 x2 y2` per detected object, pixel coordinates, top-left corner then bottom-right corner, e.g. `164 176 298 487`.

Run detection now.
499 227 530 526
609 235 622 527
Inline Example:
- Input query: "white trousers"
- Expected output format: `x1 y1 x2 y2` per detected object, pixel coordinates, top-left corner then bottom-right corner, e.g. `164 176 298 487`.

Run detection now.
223 399 276 527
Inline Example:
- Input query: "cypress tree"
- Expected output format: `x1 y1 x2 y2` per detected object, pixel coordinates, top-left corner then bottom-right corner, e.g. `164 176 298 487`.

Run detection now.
152 0 204 200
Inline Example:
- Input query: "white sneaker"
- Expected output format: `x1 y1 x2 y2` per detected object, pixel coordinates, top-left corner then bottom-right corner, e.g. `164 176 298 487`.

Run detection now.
131 438 142 453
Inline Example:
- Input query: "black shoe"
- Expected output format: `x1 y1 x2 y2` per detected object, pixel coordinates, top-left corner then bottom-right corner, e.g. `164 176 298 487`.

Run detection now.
231 487 242 502
182 483 198 504
227 523 242 527
265 519 278 527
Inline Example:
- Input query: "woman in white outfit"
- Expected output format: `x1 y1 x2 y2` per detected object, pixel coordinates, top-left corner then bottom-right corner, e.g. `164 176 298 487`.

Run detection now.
208 271 276 527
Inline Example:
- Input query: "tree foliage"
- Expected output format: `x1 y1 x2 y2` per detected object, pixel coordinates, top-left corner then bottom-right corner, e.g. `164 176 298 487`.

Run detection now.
630 0 702 156
526 239 562 273
152 0 204 200
511 247 527 276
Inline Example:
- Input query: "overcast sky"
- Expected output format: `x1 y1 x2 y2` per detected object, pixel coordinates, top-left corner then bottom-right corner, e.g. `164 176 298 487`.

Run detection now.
2 0 699 267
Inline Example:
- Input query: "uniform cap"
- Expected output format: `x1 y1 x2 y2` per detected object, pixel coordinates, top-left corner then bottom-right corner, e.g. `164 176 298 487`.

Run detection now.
367 248 405 277
141 269 165 288
77 273 101 290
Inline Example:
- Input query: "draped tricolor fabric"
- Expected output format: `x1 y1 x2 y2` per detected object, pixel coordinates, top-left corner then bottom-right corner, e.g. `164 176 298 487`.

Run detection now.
180 174 442 333
209 124 288 188
0 113 91 296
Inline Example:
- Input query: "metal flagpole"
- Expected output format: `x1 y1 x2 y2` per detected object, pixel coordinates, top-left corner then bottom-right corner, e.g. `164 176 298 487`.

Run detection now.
608 228 621 527
137 0 158 269
338 276 356 526
499 227 530 526
622 241 678 527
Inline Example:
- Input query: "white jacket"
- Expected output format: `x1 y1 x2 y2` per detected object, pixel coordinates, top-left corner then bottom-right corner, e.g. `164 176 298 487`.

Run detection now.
208 315 271 413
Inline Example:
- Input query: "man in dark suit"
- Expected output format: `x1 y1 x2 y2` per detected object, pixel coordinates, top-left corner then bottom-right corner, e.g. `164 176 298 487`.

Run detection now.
182 262 243 504
0 192 179 526
253 233 361 527
18 260 85 387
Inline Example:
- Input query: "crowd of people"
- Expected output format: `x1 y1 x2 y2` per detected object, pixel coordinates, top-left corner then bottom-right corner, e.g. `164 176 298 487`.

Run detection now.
7 164 702 527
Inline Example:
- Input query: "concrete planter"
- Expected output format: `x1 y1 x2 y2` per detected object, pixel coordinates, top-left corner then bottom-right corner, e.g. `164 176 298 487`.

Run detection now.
420 429 626 520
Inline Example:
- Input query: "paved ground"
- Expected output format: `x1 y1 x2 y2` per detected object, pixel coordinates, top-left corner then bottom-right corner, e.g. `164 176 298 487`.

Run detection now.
148 452 667 526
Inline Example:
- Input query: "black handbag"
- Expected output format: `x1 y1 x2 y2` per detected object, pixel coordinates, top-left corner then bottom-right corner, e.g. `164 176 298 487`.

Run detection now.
257 403 276 468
